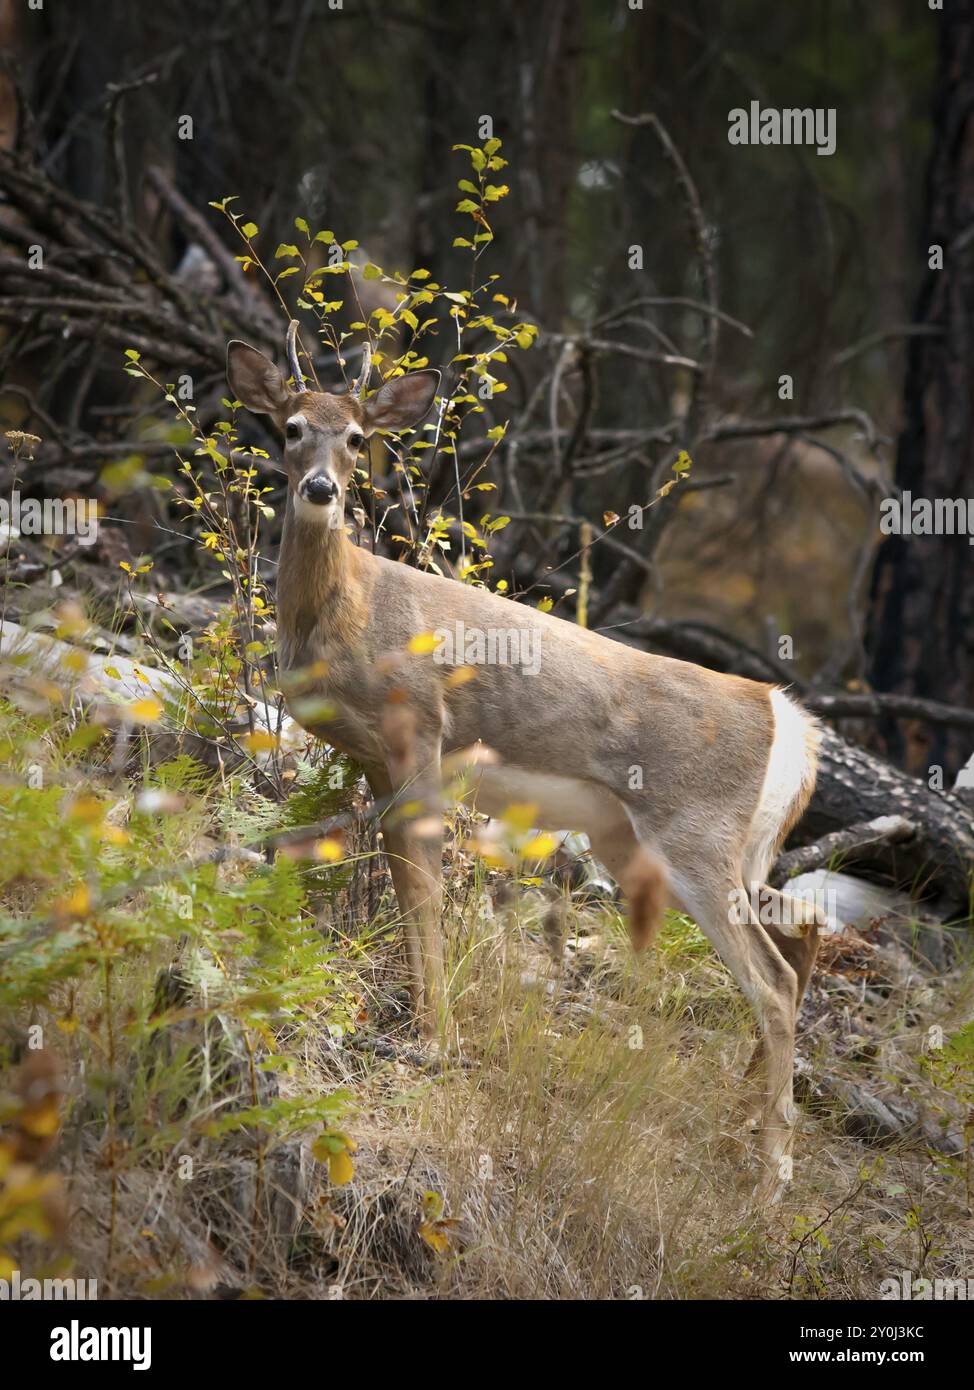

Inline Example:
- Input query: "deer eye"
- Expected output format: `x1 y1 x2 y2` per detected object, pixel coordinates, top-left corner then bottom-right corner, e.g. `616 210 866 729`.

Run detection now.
347 431 364 452
286 421 300 441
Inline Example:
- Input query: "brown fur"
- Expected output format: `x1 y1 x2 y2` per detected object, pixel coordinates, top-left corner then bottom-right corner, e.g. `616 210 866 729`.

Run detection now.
620 846 668 952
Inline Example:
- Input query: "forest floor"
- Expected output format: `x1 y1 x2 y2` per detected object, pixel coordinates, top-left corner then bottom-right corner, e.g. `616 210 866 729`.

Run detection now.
3 735 972 1300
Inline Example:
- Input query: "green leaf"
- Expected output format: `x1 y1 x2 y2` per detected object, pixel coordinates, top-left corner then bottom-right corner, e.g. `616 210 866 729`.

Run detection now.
241 222 259 238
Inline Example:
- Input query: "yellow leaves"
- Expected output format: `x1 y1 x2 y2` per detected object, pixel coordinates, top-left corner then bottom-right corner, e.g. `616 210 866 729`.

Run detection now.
68 794 104 825
66 788 128 845
500 803 538 834
99 824 130 847
521 833 558 859
407 631 438 655
418 1190 460 1255
0 1054 66 1270
444 665 477 689
59 649 88 675
240 730 279 754
471 802 558 870
127 698 162 724
657 451 692 498
18 1095 59 1140
312 1129 357 1186
55 883 90 921
328 1149 354 1186
0 1170 63 1240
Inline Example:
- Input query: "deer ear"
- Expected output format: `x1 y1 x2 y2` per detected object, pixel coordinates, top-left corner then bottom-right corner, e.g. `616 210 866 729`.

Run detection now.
362 369 440 436
227 341 291 416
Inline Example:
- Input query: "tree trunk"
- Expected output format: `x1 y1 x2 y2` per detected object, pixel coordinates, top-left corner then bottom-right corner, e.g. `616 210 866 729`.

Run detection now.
866 0 974 780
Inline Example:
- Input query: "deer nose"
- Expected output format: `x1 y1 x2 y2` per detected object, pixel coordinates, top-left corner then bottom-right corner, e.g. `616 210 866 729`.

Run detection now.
302 474 339 505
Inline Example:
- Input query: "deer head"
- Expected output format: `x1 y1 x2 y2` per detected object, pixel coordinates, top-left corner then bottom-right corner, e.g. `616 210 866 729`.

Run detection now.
226 323 440 526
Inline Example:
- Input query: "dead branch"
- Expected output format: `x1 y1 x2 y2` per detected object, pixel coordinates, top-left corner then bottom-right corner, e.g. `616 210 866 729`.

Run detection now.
769 815 917 888
804 691 974 732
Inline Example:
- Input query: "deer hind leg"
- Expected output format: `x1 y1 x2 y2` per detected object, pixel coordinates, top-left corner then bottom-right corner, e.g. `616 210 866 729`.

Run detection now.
366 752 445 1040
742 889 822 1125
657 846 800 1202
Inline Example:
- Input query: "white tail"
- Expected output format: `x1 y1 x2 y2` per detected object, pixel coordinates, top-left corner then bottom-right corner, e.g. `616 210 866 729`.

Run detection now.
227 331 826 1201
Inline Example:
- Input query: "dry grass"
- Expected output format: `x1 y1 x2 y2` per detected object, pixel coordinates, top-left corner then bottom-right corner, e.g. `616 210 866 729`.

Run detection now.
45 856 974 1301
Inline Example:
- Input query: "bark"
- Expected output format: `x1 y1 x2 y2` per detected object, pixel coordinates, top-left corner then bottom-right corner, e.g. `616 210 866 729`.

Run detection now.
866 0 974 778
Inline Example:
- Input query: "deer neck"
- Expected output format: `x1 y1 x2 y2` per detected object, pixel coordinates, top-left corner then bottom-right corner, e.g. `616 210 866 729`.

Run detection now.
276 495 369 668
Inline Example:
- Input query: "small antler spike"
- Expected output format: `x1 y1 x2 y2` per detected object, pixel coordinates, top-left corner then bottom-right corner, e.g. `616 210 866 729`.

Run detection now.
285 319 305 390
352 340 372 399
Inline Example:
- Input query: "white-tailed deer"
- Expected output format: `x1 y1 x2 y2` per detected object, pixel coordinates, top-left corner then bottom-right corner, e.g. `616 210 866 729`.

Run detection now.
227 325 825 1199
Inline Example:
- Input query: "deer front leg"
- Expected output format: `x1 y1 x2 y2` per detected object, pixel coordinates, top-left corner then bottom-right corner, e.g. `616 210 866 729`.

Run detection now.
366 746 445 1040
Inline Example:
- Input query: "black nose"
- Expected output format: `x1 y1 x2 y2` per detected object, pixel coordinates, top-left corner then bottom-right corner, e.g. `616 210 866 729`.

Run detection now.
303 474 338 504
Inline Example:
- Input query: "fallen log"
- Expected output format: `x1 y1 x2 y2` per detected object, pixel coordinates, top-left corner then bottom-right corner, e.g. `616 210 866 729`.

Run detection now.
804 726 974 917
768 815 916 888
0 617 300 772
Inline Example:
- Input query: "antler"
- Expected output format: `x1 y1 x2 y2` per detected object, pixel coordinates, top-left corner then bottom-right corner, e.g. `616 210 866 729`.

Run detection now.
352 339 372 399
285 319 305 390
